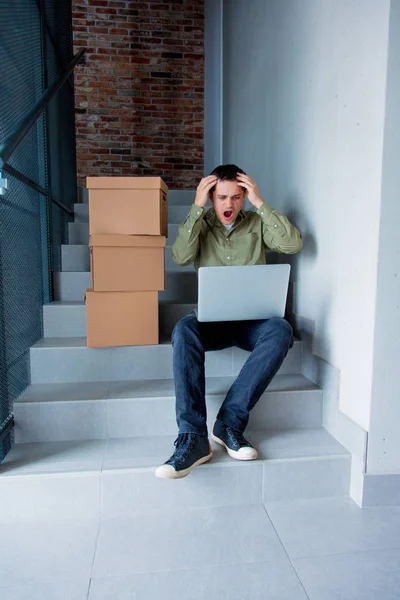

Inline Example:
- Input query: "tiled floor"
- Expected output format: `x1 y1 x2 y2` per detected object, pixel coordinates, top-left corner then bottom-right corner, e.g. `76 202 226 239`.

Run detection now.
1 497 400 599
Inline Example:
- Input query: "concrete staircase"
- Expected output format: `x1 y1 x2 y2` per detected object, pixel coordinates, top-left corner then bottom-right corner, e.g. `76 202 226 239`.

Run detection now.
0 190 351 521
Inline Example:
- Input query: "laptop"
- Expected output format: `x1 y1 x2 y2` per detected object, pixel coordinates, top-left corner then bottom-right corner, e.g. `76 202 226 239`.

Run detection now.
195 264 291 322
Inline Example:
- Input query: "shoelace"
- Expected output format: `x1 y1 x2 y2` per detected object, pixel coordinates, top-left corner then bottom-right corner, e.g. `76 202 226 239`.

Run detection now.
172 433 196 462
226 427 248 448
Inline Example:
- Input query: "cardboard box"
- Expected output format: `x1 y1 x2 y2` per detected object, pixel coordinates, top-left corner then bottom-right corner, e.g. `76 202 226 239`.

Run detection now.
86 176 168 236
86 289 159 348
89 234 165 292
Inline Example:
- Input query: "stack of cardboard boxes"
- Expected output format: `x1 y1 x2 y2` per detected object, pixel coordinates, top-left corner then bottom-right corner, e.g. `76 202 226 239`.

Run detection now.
85 177 168 348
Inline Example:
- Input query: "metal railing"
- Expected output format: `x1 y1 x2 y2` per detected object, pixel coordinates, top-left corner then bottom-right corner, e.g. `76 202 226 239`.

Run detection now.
0 47 84 207
0 49 85 452
0 0 85 463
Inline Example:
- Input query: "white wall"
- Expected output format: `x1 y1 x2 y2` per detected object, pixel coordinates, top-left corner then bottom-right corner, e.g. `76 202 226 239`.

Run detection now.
367 1 400 474
204 0 223 174
222 0 391 431
222 0 274 204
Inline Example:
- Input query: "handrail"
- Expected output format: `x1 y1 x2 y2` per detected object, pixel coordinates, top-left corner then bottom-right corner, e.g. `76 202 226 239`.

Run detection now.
0 47 85 174
3 163 74 217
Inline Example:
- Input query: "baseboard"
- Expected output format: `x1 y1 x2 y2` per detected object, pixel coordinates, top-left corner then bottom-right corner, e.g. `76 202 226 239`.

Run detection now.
293 313 368 507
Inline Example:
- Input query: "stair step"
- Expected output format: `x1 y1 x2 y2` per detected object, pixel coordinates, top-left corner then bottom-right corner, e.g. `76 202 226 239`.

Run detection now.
70 201 193 230
158 302 197 339
53 270 197 302
61 244 89 272
14 374 321 442
167 190 195 206
43 301 87 337
53 271 91 301
168 224 179 246
78 188 195 207
0 428 351 519
29 337 303 384
59 245 193 275
165 250 194 272
78 187 88 204
69 223 179 247
73 203 88 222
168 205 191 224
43 301 197 338
67 223 178 246
159 271 197 303
68 221 89 245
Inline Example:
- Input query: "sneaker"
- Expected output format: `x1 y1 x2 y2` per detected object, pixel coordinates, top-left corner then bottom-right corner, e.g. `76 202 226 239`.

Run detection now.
155 433 213 479
211 419 258 460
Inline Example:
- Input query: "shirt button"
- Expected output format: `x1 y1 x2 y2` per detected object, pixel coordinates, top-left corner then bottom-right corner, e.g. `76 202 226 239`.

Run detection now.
261 211 264 215
274 224 277 228
197 211 200 215
188 229 191 233
227 256 230 259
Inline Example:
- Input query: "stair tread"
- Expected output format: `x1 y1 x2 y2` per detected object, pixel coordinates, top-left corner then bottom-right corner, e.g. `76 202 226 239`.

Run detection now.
15 374 320 404
45 300 85 307
53 269 194 275
31 336 302 350
45 301 198 308
0 428 350 478
31 336 172 348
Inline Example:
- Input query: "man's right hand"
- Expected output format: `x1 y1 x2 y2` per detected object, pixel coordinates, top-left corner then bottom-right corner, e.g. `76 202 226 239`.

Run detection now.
194 175 218 208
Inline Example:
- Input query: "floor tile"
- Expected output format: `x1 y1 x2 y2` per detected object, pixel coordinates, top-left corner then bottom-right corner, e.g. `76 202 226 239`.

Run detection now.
264 497 400 559
89 560 308 600
0 575 90 600
293 547 400 600
92 504 286 577
0 472 101 521
0 518 99 585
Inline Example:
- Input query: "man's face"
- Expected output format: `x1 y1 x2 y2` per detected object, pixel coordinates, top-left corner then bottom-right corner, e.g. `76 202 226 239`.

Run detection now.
209 179 246 226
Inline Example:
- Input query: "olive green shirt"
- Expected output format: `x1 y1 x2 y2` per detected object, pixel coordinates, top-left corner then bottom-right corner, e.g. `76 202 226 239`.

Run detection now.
172 201 303 270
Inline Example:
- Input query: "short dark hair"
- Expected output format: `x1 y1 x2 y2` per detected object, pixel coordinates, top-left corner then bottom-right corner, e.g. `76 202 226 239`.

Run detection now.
209 164 246 194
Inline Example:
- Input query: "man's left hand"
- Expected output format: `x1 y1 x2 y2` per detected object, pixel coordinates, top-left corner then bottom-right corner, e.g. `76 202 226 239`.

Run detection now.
236 173 264 209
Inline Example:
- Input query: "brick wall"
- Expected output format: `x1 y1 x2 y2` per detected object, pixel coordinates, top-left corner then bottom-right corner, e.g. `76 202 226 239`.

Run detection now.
72 0 204 189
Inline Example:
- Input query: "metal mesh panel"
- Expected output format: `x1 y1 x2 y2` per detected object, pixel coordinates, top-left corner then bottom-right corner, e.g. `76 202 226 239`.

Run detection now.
0 0 76 463
0 2 43 139
43 0 74 79
0 173 45 432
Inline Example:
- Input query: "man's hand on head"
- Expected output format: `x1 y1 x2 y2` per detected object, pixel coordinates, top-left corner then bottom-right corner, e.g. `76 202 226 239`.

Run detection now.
236 173 264 210
194 175 218 209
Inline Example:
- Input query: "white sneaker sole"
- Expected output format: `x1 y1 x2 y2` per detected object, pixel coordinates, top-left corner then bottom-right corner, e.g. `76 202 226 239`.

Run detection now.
211 433 258 461
155 450 213 480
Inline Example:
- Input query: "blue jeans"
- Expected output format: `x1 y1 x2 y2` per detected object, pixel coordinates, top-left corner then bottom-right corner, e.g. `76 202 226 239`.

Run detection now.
171 312 294 436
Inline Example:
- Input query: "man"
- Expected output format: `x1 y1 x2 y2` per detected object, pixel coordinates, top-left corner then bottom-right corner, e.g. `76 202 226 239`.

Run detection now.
156 164 302 479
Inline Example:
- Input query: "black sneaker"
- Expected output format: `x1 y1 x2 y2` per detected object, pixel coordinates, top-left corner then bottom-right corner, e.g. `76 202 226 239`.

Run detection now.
211 419 258 460
155 433 213 479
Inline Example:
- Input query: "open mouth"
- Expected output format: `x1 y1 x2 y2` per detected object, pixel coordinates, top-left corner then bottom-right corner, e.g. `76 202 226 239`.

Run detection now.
223 210 233 220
